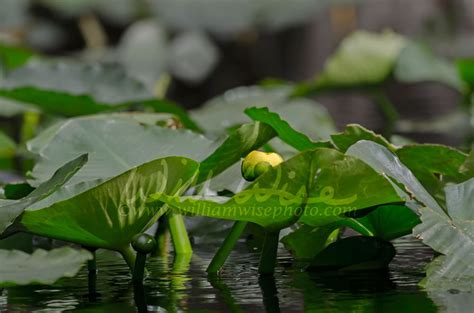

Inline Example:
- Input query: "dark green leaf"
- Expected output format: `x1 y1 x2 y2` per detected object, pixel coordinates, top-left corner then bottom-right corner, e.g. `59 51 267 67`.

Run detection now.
457 59 474 88
245 107 331 151
4 183 35 200
19 157 199 250
309 236 396 271
331 124 394 152
350 205 420 241
281 223 340 260
0 154 87 236
197 121 276 184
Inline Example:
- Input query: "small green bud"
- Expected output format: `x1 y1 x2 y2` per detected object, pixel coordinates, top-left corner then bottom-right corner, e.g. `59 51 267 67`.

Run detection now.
132 233 156 254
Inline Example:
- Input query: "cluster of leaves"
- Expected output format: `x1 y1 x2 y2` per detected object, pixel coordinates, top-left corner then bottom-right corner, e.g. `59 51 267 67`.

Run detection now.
0 30 472 291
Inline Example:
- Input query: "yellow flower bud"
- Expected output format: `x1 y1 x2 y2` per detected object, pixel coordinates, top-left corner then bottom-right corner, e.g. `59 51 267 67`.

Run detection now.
241 150 284 181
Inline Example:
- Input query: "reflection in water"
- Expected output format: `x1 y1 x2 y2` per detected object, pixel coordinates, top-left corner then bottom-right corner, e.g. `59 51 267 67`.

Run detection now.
0 237 468 312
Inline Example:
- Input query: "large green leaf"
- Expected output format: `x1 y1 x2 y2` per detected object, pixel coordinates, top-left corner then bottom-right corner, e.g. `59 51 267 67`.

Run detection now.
0 60 198 128
394 41 463 91
330 124 395 152
191 86 335 140
151 150 315 231
244 107 331 151
299 148 402 227
0 247 92 286
154 147 401 230
414 178 474 290
197 121 276 184
396 145 468 202
0 154 87 236
27 114 213 187
346 140 443 213
308 236 396 271
19 156 199 250
313 30 406 89
281 223 339 260
349 204 420 241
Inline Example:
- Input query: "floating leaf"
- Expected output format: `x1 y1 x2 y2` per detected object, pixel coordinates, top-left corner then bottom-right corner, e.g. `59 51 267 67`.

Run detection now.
0 247 92 286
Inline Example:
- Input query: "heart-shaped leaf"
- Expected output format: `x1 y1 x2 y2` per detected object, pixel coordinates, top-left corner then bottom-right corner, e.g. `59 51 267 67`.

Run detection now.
18 156 199 251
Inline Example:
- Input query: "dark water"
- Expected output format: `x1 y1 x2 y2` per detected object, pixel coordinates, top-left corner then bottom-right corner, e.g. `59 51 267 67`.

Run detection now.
0 237 471 312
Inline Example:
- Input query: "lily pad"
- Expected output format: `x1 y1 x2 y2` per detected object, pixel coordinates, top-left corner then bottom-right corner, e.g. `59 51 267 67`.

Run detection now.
0 247 92 286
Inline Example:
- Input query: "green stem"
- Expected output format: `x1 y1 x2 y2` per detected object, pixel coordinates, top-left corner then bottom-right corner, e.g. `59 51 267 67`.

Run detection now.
120 246 136 271
133 253 147 283
207 221 247 274
372 89 399 138
167 213 192 255
258 231 280 275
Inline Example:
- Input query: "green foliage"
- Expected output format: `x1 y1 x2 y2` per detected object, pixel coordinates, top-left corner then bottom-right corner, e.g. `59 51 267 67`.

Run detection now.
309 236 396 271
0 247 92 286
414 178 474 290
0 44 35 71
349 205 420 241
0 154 87 236
19 157 198 251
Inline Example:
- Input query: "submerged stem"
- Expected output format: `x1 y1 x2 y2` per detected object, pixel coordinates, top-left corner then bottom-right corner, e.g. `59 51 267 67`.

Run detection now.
258 231 280 275
207 221 248 274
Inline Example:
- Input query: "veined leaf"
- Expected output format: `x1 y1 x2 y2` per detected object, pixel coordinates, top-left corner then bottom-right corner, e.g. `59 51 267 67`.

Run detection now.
414 178 474 290
0 154 87 236
396 144 469 203
300 148 402 227
26 114 213 187
151 150 316 230
0 247 92 286
19 157 199 250
346 140 443 213
244 107 331 151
